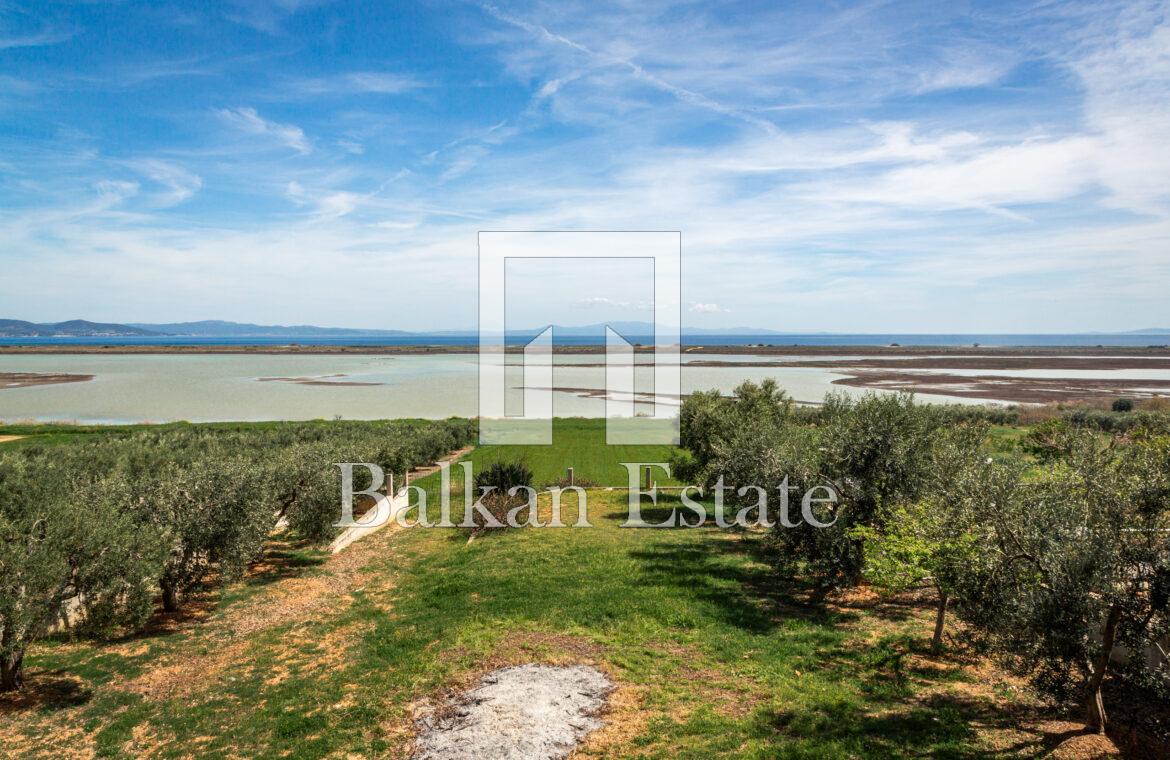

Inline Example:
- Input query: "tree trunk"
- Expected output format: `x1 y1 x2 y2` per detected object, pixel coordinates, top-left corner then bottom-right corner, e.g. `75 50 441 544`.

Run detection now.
160 579 180 613
931 592 949 654
1085 604 1122 735
1 650 24 692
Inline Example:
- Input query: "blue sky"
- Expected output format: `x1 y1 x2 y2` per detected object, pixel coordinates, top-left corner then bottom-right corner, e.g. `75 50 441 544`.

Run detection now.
1 0 1168 332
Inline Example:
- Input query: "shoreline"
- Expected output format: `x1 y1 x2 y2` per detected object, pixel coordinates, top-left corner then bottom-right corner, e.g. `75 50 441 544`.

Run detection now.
2 343 1170 357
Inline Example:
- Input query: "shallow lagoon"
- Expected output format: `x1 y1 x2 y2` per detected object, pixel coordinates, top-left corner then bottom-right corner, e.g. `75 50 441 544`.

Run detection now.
0 353 1126 424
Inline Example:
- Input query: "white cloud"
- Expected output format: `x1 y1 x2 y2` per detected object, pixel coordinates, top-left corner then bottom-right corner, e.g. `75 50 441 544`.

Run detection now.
1071 9 1170 216
0 30 73 50
5 1 1170 333
689 303 727 314
225 0 329 35
811 136 1101 215
128 160 202 207
217 106 311 153
92 179 139 207
288 71 424 96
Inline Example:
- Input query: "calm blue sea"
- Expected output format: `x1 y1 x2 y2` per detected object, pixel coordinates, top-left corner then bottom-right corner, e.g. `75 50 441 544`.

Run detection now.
1 333 1168 347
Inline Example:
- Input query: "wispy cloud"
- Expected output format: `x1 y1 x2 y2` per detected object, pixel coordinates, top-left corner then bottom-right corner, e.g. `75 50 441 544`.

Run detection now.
128 160 203 207
478 2 779 135
216 107 311 153
285 71 424 96
0 29 73 50
3 1 1170 331
225 0 333 35
689 303 728 314
572 296 652 311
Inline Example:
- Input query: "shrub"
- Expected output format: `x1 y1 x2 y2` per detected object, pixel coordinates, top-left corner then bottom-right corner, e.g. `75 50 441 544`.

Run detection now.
1112 397 1135 413
470 460 534 535
953 431 1170 734
803 393 946 592
680 380 794 473
1022 417 1074 460
852 421 996 652
474 460 533 494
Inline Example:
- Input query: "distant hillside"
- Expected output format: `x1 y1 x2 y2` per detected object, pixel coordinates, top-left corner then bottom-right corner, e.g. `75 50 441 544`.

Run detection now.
0 319 162 337
509 322 785 337
127 320 411 337
129 320 787 337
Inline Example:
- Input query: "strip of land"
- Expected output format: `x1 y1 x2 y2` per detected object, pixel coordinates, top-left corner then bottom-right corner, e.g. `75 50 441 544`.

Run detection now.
257 374 383 387
833 370 1170 403
688 356 1170 370
0 372 94 389
3 344 1170 357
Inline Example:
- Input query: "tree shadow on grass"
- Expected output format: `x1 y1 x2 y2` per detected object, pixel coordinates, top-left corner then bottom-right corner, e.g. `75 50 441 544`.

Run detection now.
243 538 329 588
763 696 984 759
759 688 1090 759
0 674 92 714
626 531 857 635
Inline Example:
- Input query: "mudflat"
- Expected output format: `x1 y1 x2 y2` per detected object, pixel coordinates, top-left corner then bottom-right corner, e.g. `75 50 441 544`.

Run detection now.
0 372 94 389
831 371 1170 403
257 374 383 386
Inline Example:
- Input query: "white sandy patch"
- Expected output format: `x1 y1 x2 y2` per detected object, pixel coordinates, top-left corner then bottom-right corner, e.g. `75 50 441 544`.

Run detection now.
413 664 612 760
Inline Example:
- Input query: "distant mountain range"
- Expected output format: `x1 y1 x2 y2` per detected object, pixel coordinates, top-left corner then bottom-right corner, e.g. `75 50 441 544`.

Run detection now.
0 318 786 338
2 318 1168 338
0 319 162 337
125 320 410 337
504 321 785 337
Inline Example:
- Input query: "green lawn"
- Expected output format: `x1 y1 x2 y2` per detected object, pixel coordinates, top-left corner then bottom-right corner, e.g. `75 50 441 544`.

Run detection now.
459 417 682 486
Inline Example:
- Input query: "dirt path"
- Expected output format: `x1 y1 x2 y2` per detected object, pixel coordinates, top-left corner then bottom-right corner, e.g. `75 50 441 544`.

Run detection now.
0 435 25 444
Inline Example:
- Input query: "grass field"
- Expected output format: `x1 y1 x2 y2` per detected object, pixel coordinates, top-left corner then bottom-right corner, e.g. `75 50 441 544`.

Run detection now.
0 419 1063 758
461 417 682 486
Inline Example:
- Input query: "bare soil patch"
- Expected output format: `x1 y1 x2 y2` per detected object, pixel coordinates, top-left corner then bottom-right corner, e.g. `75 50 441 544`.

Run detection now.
412 664 613 760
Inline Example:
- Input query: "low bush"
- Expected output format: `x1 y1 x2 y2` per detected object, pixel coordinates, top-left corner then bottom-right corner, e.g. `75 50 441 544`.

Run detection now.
468 460 535 536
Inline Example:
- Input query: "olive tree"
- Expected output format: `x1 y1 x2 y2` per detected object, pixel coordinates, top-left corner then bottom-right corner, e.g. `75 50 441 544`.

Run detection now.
0 452 162 691
790 392 943 594
853 422 1008 652
273 441 382 543
955 431 1170 734
679 380 792 478
136 451 273 612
